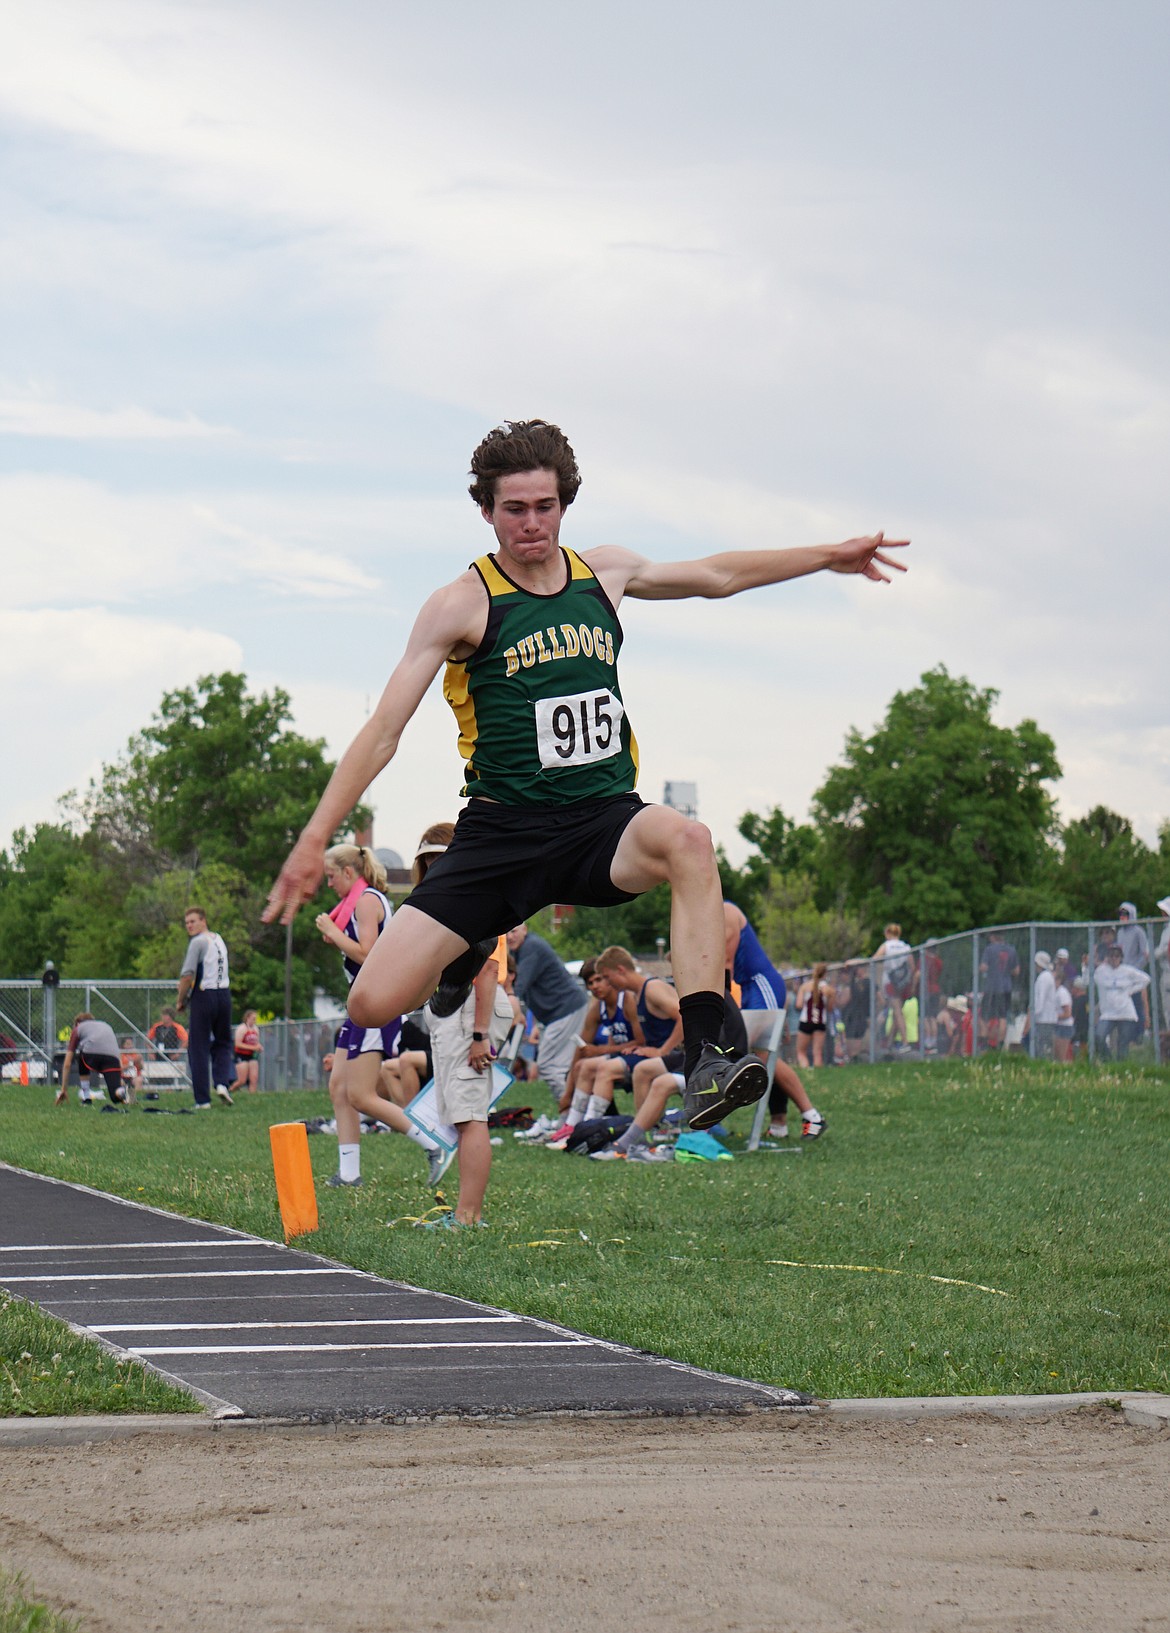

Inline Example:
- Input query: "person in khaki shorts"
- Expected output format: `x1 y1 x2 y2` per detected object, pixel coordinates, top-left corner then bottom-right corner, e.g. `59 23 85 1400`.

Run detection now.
416 826 514 1226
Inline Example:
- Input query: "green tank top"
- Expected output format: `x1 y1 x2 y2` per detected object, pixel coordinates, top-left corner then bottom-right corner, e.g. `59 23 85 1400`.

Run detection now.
444 547 640 806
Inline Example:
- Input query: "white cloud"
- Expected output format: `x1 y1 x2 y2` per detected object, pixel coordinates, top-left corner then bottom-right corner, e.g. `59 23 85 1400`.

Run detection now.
1 475 380 608
0 607 241 843
0 390 232 440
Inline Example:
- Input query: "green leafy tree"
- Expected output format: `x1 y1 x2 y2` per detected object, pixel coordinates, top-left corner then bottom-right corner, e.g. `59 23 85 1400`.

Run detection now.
0 825 83 976
1 673 362 1009
812 667 1061 941
755 871 869 969
545 883 673 961
1051 806 1164 921
718 806 826 923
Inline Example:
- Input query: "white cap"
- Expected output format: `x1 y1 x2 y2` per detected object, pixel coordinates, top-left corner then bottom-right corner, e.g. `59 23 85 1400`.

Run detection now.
1034 950 1052 970
1055 947 1070 961
1158 897 1170 916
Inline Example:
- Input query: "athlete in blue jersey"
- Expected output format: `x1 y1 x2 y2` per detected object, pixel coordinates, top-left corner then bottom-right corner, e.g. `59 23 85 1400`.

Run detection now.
723 903 826 1139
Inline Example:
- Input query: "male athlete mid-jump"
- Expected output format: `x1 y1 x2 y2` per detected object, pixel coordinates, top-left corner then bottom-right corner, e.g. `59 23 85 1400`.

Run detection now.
265 420 907 1130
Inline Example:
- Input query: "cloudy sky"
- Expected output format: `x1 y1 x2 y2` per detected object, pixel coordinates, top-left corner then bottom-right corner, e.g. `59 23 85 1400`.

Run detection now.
2 0 1167 873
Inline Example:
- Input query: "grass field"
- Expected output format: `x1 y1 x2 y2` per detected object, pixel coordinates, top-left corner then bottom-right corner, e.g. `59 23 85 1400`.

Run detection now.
1 1058 1168 1403
0 1570 78 1633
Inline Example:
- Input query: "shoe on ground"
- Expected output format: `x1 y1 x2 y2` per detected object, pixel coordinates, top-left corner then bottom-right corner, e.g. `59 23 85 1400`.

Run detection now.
514 1114 557 1143
427 1144 456 1187
682 1043 767 1131
802 1110 827 1139
326 1172 362 1188
215 1084 234 1106
768 1122 789 1140
545 1135 573 1151
193 1102 211 1111
428 937 499 1018
588 1145 625 1161
626 1143 673 1163
415 1210 487 1230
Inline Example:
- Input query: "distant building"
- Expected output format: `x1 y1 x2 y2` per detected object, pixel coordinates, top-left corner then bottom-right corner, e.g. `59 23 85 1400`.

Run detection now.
663 781 698 821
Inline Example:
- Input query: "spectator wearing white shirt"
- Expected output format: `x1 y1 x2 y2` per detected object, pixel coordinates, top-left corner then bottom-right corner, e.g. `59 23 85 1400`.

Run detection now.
1093 944 1150 1061
1053 976 1074 1063
1030 951 1059 1059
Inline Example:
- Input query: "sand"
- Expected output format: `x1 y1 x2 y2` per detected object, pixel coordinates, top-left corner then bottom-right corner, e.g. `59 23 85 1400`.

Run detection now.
1 1407 1166 1632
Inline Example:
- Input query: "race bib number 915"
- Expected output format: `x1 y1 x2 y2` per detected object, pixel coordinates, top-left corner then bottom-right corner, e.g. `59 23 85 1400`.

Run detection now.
535 689 625 769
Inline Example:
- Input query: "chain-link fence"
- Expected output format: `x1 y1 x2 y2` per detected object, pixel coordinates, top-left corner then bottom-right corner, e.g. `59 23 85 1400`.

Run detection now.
0 979 193 1087
256 1019 338 1093
778 918 1168 1067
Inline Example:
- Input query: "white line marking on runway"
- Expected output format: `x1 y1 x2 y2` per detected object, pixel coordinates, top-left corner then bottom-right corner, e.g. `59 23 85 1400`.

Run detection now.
93 1317 521 1333
129 1340 592 1356
0 1241 256 1252
0 1268 350 1284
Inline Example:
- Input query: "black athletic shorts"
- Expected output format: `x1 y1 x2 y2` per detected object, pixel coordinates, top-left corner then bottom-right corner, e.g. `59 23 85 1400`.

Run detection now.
405 793 645 945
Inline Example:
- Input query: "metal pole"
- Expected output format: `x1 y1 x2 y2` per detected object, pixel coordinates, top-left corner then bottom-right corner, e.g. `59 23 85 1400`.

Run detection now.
868 959 877 1063
1151 917 1162 1067
1087 923 1096 1063
972 931 980 1059
918 940 927 1059
1028 924 1037 1059
284 919 293 1021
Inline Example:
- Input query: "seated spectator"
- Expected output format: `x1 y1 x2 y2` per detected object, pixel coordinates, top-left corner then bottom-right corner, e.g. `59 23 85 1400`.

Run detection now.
592 994 750 1161
119 1036 143 1100
937 994 972 1057
545 947 676 1146
506 923 589 1128
148 1008 188 1062
555 960 645 1113
1093 944 1150 1060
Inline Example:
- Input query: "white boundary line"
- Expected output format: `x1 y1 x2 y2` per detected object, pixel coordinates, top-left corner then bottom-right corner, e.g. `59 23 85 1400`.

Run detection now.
130 1340 591 1357
1 1161 806 1408
0 1240 259 1252
1 1269 351 1284
93 1317 521 1333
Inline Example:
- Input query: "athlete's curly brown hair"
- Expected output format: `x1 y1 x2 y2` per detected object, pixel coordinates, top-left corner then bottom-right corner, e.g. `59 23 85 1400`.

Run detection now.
468 420 582 512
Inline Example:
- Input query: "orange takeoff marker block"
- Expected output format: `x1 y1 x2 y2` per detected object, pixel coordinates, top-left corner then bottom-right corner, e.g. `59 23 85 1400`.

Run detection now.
269 1121 319 1242
19 1061 29 1085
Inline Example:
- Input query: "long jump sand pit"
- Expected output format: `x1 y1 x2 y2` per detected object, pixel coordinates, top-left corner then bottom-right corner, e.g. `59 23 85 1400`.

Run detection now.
1 1406 1165 1632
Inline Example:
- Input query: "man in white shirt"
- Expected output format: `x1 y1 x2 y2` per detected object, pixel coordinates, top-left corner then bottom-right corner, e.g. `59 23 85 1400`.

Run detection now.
1093 943 1150 1061
178 906 234 1108
1155 896 1170 1042
1031 950 1058 1059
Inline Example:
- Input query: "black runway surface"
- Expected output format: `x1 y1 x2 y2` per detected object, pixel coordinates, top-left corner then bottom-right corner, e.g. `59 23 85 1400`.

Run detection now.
0 1165 810 1421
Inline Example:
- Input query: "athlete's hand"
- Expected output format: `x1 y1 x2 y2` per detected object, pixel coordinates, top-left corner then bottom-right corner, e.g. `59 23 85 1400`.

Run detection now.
828 532 909 583
264 834 326 926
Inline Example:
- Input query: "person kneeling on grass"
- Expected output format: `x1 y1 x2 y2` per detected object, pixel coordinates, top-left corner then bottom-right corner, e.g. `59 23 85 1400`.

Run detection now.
55 1013 128 1107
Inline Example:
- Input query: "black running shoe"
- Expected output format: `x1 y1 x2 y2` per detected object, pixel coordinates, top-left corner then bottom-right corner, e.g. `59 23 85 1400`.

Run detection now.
428 937 498 1017
683 1043 768 1131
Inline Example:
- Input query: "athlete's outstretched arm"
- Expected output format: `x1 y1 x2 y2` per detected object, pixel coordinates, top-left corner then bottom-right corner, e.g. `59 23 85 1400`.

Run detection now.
588 534 908 602
263 580 477 925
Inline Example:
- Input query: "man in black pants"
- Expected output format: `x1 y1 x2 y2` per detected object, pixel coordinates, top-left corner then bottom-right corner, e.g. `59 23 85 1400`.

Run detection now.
265 420 907 1131
177 906 234 1109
